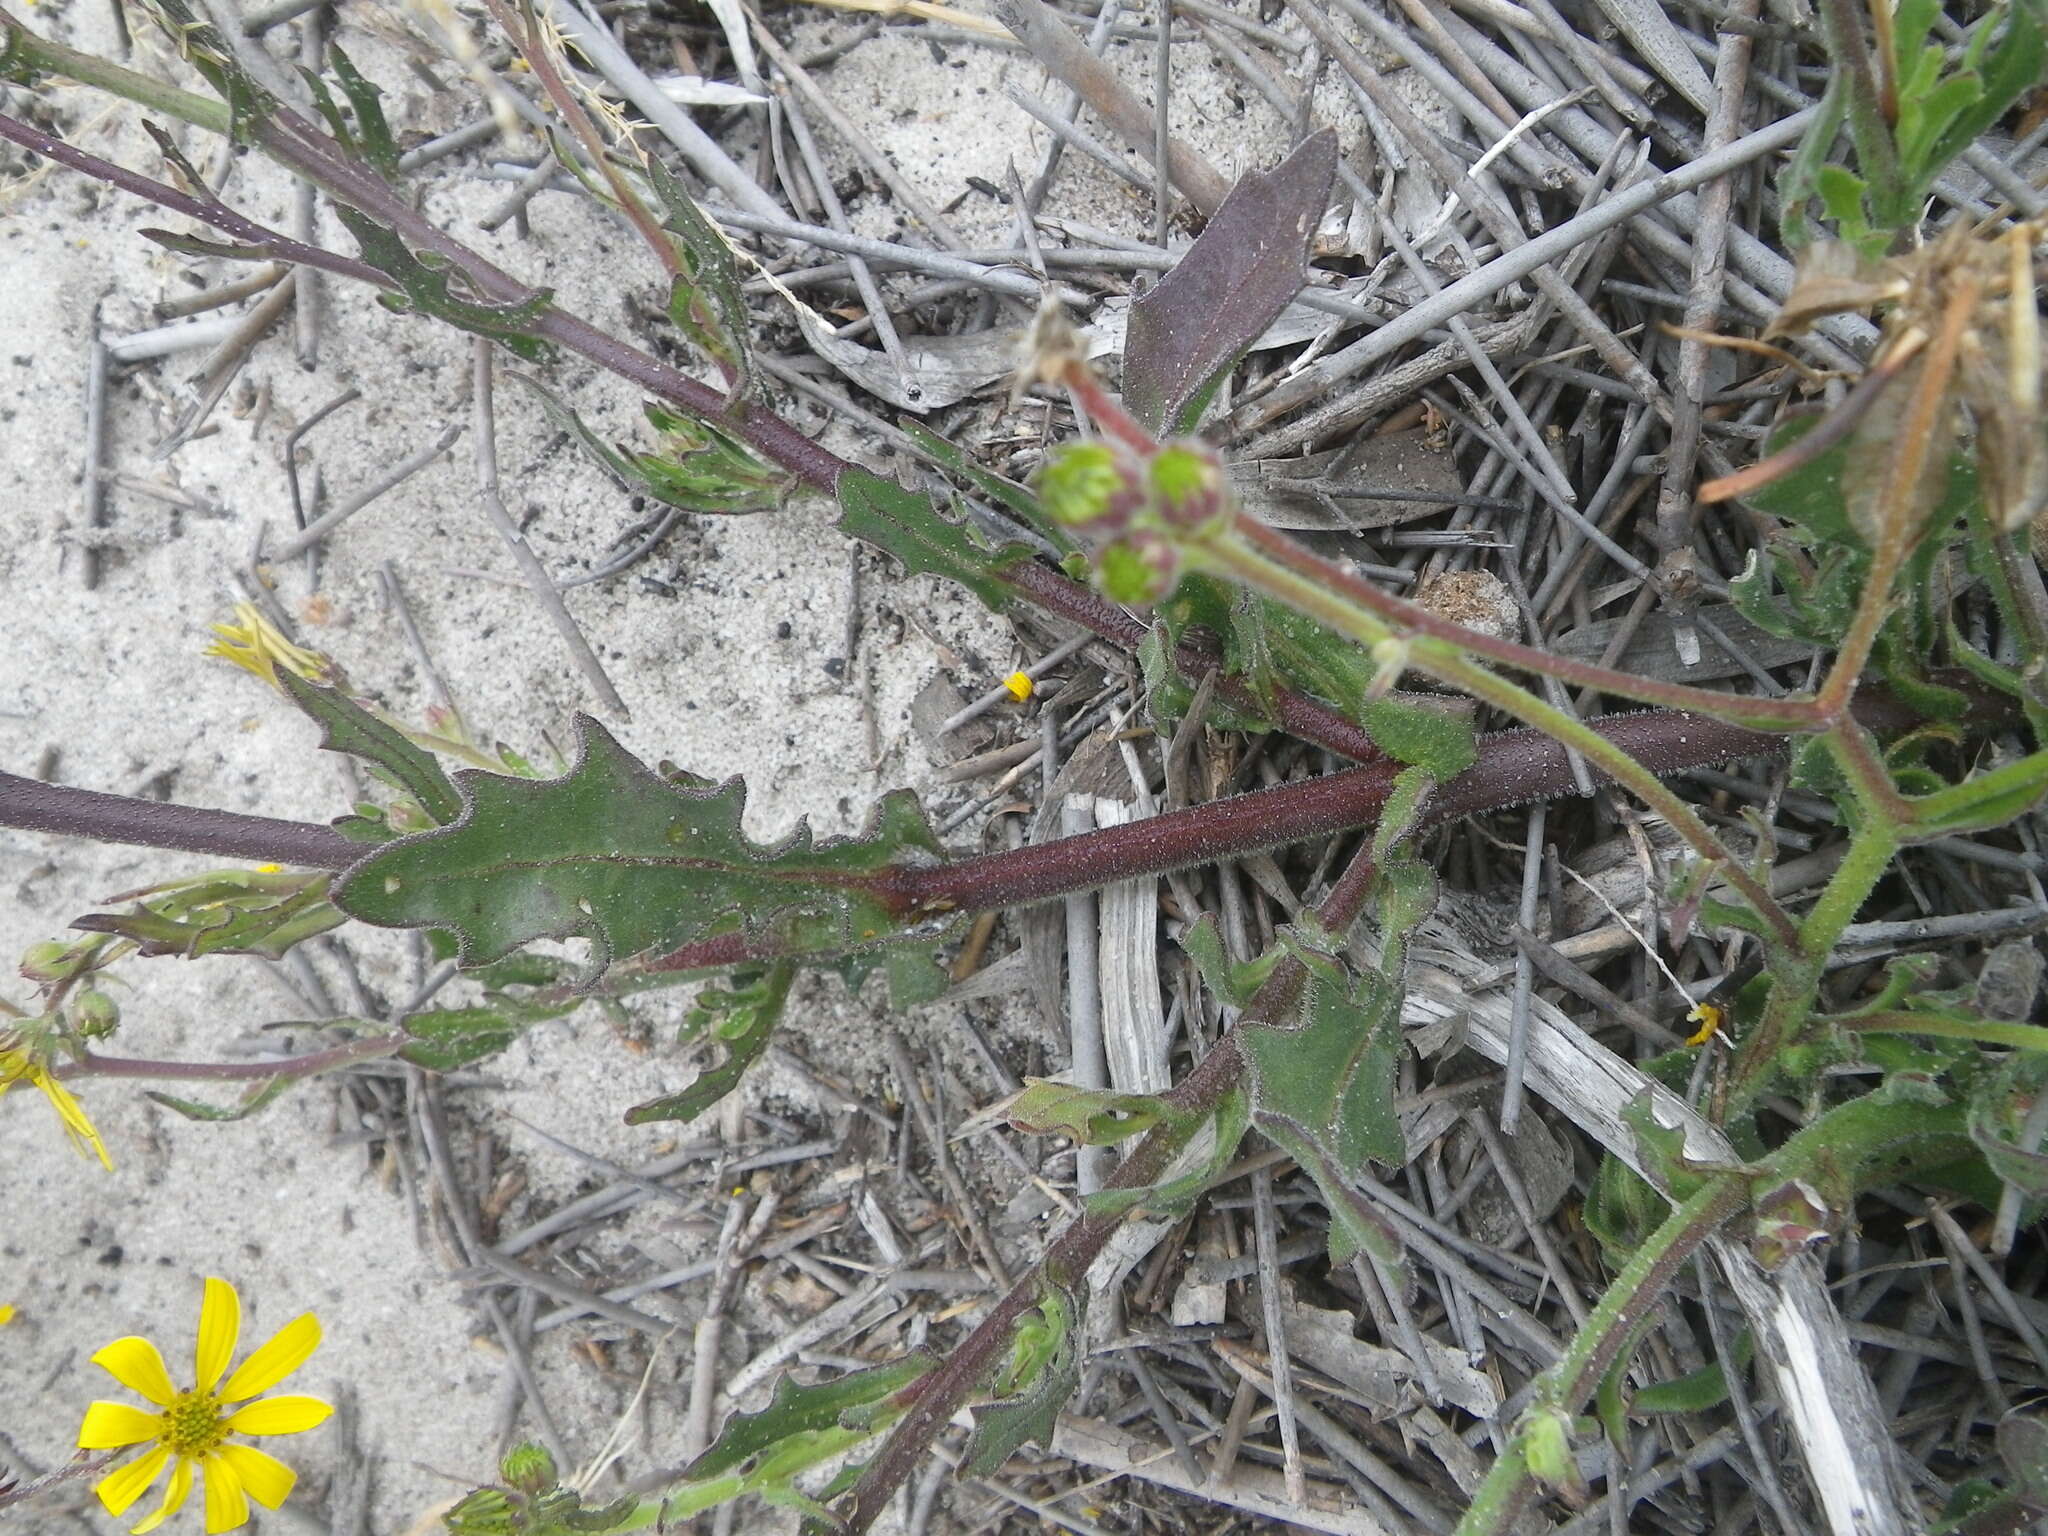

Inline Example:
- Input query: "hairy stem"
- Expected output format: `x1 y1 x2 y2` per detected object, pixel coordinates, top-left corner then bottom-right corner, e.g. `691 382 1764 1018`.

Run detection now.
1226 508 1825 732
1454 1175 1749 1536
1204 523 1804 949
58 1031 406 1084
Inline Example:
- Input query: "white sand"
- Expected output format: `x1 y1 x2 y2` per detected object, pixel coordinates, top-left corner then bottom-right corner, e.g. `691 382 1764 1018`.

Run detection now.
0 3 1290 1528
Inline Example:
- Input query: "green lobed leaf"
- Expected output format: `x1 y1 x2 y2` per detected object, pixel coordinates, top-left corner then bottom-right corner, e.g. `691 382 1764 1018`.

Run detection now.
300 46 400 182
835 470 1032 613
278 670 462 824
1240 925 1410 1274
1748 415 1861 546
138 229 277 265
1620 1091 1734 1201
1000 1078 1184 1145
1916 0 2046 187
334 205 554 362
146 1074 295 1123
1358 696 1476 777
71 870 344 961
645 155 751 394
637 404 788 514
1178 911 1289 1009
964 1283 1082 1475
397 995 582 1071
685 1356 933 1484
1081 1085 1251 1223
332 717 946 987
507 378 783 517
1242 941 1407 1179
1777 73 1849 248
625 962 795 1125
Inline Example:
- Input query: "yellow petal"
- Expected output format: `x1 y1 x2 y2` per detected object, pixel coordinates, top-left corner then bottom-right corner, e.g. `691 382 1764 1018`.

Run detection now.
201 1453 251 1534
92 1337 178 1407
222 1395 331 1437
212 1443 297 1509
31 1066 113 1170
219 1313 320 1401
196 1279 240 1392
79 1400 165 1450
0 1303 15 1325
94 1446 169 1517
130 1456 193 1535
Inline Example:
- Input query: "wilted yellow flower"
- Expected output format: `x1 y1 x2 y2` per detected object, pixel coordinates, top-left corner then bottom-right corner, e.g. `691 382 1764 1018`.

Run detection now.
79 1278 330 1533
203 605 331 691
0 1035 111 1169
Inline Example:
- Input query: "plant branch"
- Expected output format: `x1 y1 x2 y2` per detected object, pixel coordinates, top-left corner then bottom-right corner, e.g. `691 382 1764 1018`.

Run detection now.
56 1030 406 1083
1226 515 1825 731
1454 1174 1748 1536
0 14 229 132
1205 522 1804 948
843 842 1382 1531
0 769 357 868
1815 280 1978 721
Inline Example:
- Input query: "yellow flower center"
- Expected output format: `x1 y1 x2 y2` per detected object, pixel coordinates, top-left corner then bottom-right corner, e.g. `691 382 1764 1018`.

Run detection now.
161 1390 227 1458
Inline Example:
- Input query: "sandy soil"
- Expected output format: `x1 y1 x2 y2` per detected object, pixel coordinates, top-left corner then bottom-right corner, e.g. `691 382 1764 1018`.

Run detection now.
0 0 1298 1529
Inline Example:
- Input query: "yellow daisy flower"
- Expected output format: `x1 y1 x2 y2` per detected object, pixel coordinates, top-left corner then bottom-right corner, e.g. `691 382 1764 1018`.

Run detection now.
79 1277 331 1534
0 1037 111 1169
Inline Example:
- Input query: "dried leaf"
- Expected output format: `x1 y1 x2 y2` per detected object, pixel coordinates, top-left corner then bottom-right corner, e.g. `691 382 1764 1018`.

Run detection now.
1123 131 1337 436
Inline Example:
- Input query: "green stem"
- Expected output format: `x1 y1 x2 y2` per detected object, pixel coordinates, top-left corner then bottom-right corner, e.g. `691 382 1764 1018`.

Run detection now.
1812 0 1904 228
1796 805 1898 959
1201 525 1804 950
1846 1009 2048 1053
1724 775 1897 1109
1459 1086 1972 1536
1454 1176 1749 1536
1222 514 1825 732
0 14 230 134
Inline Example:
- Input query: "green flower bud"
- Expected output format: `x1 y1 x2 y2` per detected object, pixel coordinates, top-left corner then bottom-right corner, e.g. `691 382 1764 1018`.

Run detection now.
1519 1403 1587 1502
499 1442 557 1494
1038 442 1136 529
72 989 120 1038
1146 442 1226 530
1097 534 1181 605
20 942 84 985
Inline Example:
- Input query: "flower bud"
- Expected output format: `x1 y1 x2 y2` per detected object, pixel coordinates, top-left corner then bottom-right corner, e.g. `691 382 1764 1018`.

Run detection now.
1520 1403 1587 1502
20 942 84 985
1097 532 1182 605
1146 442 1227 530
71 989 120 1038
499 1442 557 1494
1038 442 1140 530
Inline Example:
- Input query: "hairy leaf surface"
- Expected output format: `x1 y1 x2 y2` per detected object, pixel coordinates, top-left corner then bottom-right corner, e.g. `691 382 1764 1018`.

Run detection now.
836 470 1032 611
333 717 944 984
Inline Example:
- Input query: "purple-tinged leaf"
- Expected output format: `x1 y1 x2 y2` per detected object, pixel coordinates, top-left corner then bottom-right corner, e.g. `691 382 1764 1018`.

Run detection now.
1123 131 1337 436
